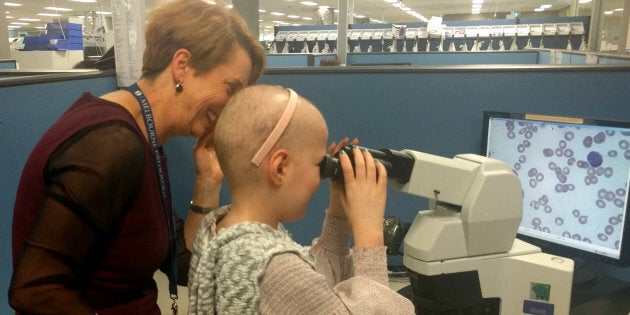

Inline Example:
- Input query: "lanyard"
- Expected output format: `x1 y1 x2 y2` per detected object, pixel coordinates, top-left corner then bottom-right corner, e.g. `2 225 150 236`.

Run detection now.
128 83 179 307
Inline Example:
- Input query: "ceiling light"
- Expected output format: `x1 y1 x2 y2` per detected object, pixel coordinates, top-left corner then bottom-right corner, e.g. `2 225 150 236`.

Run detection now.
472 0 484 3
300 1 318 6
4 2 22 7
541 4 552 9
96 11 112 15
10 21 29 25
69 0 97 2
535 8 544 11
614 8 623 11
578 0 591 3
604 10 613 14
37 13 61 17
18 18 40 21
472 4 482 9
258 9 266 13
270 12 285 16
287 15 299 18
302 17 312 20
45 6 73 12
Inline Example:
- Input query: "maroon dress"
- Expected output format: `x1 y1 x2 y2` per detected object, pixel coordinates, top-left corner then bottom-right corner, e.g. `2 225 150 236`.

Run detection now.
11 93 173 314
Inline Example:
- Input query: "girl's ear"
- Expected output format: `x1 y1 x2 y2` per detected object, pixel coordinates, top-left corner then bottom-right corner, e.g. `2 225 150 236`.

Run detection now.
267 149 289 186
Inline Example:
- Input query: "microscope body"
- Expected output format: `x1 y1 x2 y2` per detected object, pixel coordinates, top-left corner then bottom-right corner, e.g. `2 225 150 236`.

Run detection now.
391 150 574 315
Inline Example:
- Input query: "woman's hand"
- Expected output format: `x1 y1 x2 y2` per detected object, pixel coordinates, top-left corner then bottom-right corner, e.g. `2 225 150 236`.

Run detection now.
337 146 388 247
193 131 223 185
186 131 224 251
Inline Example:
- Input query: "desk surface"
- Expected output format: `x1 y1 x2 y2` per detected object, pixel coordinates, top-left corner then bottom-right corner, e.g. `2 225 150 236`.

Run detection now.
570 275 630 315
393 275 630 315
571 286 630 315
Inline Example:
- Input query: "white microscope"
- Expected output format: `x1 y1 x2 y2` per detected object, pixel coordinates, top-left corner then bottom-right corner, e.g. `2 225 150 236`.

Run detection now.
320 147 574 315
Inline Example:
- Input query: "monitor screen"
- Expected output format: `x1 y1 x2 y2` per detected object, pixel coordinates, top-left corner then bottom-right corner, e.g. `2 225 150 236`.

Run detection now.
482 111 630 266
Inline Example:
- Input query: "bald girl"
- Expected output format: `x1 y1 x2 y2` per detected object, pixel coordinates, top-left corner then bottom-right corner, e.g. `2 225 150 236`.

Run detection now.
188 85 415 314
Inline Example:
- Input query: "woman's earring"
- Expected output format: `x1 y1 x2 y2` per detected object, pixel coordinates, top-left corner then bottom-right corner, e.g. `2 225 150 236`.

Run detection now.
175 82 183 93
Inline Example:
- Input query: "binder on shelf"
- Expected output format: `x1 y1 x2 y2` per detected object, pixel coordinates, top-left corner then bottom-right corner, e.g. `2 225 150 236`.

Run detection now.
491 25 504 37
362 29 375 39
349 30 361 40
556 23 571 35
570 22 585 35
530 24 543 36
465 26 479 38
543 23 557 36
453 27 466 38
317 30 330 41
504 25 518 37
306 31 319 41
417 28 428 39
517 24 530 36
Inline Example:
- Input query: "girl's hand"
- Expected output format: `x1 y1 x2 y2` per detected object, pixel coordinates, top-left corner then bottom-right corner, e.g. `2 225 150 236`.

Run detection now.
338 146 388 247
327 137 358 219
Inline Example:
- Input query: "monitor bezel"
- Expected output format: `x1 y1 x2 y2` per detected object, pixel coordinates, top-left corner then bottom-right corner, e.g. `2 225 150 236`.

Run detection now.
481 110 630 267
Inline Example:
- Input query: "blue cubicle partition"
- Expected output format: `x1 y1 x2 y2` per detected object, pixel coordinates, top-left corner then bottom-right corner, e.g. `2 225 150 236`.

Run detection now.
0 71 118 314
538 49 630 64
266 53 315 67
561 51 588 64
599 55 630 64
348 51 539 65
0 60 17 69
269 50 629 67
269 51 541 67
2 65 630 313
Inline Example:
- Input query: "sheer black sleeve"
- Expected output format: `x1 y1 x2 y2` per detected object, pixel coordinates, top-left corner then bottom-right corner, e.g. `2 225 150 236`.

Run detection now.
9 122 145 314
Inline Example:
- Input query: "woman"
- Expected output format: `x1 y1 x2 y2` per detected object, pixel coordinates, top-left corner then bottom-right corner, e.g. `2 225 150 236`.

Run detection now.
9 0 265 314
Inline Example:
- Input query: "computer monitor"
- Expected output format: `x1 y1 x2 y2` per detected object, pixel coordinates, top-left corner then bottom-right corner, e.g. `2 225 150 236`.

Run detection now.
481 111 630 267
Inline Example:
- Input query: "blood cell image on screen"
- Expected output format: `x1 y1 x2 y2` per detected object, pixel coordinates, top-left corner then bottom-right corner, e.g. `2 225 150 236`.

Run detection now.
487 118 630 253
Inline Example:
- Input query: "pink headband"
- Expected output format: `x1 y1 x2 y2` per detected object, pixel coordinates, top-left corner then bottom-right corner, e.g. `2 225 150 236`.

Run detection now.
250 88 298 166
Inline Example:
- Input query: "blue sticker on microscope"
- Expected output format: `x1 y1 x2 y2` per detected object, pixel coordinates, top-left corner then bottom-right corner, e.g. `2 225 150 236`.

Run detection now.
523 300 554 315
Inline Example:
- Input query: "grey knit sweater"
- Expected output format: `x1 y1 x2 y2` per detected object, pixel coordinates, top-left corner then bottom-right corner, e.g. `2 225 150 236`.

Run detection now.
188 206 415 315
188 206 314 314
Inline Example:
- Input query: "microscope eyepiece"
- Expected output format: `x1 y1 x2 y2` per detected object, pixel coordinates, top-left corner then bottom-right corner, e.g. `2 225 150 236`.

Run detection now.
318 154 342 180
319 145 414 183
